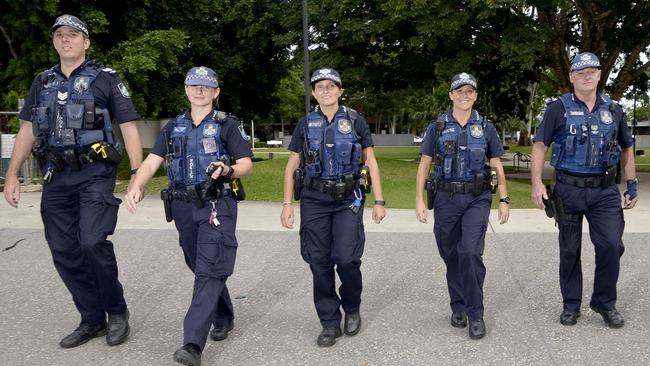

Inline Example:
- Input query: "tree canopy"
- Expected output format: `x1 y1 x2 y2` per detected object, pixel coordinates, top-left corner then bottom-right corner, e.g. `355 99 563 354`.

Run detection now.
1 0 648 141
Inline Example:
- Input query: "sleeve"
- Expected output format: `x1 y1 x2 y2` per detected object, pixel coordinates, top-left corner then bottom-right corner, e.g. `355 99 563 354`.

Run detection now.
105 72 139 124
150 121 173 157
419 121 438 157
355 114 374 148
221 117 254 160
18 76 41 121
533 100 565 146
485 123 505 158
612 105 634 149
287 117 307 153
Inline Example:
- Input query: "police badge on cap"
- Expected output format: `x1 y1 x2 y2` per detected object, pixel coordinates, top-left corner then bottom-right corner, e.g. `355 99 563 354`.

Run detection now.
450 72 477 91
50 14 89 36
185 66 219 88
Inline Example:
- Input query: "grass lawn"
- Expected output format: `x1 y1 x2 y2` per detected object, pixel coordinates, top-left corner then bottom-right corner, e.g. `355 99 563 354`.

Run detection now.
115 145 649 209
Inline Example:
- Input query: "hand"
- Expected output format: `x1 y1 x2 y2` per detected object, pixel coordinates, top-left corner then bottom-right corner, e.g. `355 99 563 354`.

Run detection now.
415 200 428 223
124 186 145 214
281 204 294 229
207 161 229 179
623 193 638 209
498 202 510 224
3 175 21 208
372 204 386 224
531 181 547 209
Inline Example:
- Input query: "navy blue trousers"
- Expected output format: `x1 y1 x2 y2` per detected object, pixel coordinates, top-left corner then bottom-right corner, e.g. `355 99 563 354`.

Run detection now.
299 188 365 327
433 190 491 321
553 181 625 312
41 163 126 325
172 197 237 350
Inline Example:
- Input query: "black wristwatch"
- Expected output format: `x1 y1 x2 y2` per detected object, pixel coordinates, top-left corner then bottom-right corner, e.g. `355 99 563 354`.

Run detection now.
499 197 510 204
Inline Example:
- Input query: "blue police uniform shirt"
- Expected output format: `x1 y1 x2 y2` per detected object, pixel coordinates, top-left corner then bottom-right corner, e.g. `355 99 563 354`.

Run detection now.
288 106 374 153
534 94 633 149
19 59 139 124
420 111 505 159
151 111 253 161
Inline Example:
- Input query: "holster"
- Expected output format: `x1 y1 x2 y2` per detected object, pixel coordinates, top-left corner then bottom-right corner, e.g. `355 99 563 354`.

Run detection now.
543 184 556 219
231 178 246 201
293 168 303 200
160 188 173 222
425 178 438 210
549 184 582 223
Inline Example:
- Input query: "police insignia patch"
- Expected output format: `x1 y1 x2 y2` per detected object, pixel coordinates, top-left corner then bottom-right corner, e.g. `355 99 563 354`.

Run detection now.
338 119 352 134
117 83 130 98
74 77 89 93
470 124 483 138
591 124 599 134
600 110 613 124
238 123 250 141
203 123 217 137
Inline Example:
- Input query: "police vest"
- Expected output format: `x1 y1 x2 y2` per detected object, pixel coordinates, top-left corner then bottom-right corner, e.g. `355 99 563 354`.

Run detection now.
33 63 116 150
303 106 362 180
167 110 230 189
550 94 620 175
432 111 489 182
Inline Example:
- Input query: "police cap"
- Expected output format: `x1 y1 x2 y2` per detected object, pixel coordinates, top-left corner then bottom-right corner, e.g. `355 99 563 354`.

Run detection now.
310 68 342 88
450 72 477 91
50 14 89 36
185 66 219 88
571 52 601 72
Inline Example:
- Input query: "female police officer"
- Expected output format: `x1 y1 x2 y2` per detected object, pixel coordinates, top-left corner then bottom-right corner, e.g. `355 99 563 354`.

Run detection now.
125 66 252 366
281 68 386 347
415 73 509 340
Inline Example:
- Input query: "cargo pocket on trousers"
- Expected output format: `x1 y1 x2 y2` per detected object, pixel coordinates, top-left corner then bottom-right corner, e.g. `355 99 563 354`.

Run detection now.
100 193 122 236
299 227 312 263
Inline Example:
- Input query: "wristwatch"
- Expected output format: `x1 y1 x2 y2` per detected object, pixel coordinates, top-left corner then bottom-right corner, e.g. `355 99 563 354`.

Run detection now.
626 178 638 185
499 197 510 204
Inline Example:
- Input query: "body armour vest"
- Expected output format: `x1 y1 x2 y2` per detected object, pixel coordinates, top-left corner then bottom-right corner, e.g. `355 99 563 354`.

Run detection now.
303 106 362 180
33 63 116 150
167 110 230 189
433 111 489 182
550 93 620 175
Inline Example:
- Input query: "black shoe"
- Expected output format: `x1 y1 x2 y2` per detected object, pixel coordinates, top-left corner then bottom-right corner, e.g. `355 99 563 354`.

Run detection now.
210 322 234 341
560 309 580 326
468 319 486 340
344 312 361 336
59 322 107 348
173 343 202 366
107 309 130 346
590 304 624 328
451 311 467 328
316 326 342 347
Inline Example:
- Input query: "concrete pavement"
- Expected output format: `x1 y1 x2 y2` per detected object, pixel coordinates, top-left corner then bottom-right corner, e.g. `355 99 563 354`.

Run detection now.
1 188 649 365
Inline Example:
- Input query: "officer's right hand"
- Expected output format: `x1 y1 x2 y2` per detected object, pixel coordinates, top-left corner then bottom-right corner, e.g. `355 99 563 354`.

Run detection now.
3 175 21 208
531 181 547 209
124 187 144 214
281 203 294 229
415 200 428 223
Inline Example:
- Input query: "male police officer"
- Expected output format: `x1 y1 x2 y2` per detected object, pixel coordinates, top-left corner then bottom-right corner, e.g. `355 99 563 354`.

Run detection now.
3 15 142 347
531 52 637 328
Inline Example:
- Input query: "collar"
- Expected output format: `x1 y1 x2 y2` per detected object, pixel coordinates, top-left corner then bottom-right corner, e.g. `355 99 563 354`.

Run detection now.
446 109 480 125
53 59 95 78
571 92 606 110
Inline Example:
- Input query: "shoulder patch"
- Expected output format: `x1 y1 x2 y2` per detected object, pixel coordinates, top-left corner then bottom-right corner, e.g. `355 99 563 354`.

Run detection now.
237 121 250 142
116 83 131 98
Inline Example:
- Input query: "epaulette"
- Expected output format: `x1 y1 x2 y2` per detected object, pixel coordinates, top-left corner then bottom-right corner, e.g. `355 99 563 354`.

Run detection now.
213 110 228 121
346 107 359 121
101 67 117 74
546 97 559 105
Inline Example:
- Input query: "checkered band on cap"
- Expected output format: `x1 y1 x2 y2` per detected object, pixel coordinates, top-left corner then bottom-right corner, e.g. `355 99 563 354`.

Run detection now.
50 14 89 36
310 68 342 86
185 66 219 88
571 52 601 71
450 72 477 91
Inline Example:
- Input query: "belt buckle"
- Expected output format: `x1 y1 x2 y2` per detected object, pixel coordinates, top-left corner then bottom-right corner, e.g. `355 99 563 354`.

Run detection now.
584 177 595 188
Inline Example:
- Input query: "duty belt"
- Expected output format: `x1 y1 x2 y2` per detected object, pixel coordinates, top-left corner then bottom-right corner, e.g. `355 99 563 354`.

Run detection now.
438 181 488 194
306 177 358 200
170 184 230 204
555 169 615 188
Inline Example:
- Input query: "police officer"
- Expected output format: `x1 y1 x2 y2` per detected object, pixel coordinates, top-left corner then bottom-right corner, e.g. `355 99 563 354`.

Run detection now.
415 73 509 340
3 14 142 348
531 52 637 328
125 66 252 366
281 68 386 347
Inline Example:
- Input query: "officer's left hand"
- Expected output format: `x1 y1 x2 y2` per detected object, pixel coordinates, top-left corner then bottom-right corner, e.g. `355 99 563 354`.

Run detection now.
372 204 386 224
624 193 638 209
498 202 510 224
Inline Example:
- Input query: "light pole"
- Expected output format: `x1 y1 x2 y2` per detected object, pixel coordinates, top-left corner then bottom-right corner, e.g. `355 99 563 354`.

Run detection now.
302 0 310 116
